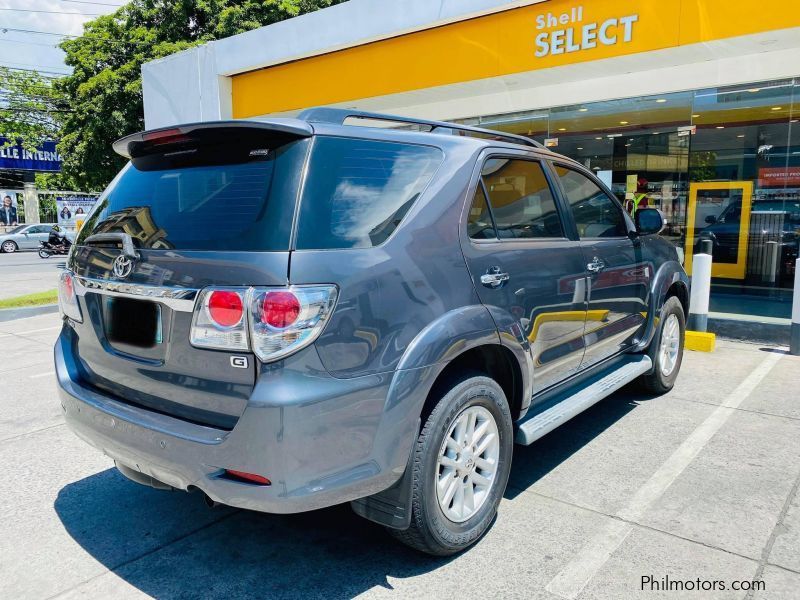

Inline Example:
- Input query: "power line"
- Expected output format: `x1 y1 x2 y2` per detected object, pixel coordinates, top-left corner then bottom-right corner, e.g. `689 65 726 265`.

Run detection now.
0 27 150 47
0 38 61 49
1 107 75 113
0 60 70 73
0 28 79 38
63 0 127 5
0 65 69 77
0 8 103 17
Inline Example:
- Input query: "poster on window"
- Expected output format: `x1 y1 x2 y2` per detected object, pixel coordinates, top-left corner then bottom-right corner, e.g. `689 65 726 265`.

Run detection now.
0 191 20 226
56 196 97 229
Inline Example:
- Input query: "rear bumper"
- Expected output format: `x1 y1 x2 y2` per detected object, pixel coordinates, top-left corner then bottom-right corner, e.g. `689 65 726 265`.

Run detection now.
55 327 414 514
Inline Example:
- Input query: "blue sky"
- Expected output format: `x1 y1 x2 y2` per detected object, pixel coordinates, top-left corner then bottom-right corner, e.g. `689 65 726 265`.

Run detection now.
0 0 124 76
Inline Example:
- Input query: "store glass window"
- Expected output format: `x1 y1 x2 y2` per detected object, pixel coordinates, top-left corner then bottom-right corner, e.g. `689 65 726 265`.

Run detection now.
687 80 797 316
460 77 800 319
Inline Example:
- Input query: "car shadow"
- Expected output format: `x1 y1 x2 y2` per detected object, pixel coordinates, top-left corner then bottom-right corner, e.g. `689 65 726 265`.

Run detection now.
54 385 651 598
54 468 451 599
505 383 649 499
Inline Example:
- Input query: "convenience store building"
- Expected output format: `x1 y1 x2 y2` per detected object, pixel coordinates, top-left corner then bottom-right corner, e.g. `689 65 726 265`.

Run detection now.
141 0 800 328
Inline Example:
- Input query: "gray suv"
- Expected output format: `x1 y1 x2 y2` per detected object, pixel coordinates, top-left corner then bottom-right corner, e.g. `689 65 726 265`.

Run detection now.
55 108 689 555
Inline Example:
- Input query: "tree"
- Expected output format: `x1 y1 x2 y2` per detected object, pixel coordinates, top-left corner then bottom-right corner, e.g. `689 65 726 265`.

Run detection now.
57 0 345 191
0 67 65 149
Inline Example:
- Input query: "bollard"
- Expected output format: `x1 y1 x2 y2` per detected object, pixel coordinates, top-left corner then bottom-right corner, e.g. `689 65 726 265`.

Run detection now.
791 257 800 356
765 241 779 286
688 241 713 332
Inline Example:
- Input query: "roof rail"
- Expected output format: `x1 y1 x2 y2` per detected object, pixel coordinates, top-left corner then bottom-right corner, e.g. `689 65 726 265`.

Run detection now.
297 107 545 150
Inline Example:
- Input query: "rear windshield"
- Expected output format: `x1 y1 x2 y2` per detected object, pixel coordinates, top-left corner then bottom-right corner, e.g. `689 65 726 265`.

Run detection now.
296 137 443 249
76 137 309 251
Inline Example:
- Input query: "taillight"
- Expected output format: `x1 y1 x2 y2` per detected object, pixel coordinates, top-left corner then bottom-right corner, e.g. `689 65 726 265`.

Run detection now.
258 291 301 329
249 285 337 363
58 272 82 322
207 290 244 328
190 288 248 350
189 285 337 362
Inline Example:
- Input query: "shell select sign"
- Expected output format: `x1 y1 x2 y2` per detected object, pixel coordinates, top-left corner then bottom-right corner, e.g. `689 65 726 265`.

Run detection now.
534 5 640 58
231 0 800 117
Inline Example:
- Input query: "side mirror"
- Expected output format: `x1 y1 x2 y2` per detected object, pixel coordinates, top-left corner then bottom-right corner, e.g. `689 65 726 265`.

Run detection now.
634 208 665 236
705 215 717 224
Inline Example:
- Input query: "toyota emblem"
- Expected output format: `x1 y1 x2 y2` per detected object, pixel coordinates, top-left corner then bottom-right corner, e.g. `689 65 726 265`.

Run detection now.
112 254 134 279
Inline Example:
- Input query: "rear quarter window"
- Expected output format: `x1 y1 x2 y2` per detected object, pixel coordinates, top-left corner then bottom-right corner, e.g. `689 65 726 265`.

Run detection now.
296 137 443 249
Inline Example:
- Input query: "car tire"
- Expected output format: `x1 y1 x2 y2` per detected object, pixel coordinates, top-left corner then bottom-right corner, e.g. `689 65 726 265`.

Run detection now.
389 372 513 556
639 296 685 394
1 240 17 253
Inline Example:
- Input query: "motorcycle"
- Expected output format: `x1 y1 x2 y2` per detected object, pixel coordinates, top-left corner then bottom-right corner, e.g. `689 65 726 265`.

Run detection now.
38 238 72 259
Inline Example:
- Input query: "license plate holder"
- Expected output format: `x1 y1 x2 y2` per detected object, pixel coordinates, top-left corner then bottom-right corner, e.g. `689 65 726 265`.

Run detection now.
104 296 162 348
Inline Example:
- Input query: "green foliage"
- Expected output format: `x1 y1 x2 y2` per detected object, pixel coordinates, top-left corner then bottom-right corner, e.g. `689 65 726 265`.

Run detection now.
57 0 345 190
0 67 65 149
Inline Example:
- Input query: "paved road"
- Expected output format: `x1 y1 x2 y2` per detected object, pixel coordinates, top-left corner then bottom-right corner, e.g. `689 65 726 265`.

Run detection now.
0 250 65 300
1 314 799 599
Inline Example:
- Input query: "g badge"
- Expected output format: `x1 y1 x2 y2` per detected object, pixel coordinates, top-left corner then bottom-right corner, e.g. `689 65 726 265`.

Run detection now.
230 356 248 369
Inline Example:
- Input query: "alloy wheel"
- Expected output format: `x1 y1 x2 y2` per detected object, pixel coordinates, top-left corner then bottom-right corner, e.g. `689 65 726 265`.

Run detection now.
659 313 681 377
436 405 500 523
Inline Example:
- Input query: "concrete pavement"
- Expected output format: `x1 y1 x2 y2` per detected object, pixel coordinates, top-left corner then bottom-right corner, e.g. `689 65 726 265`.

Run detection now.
0 250 64 301
0 313 799 599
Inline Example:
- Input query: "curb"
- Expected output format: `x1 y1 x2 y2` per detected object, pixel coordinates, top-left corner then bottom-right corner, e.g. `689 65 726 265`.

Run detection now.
0 303 59 323
708 316 790 347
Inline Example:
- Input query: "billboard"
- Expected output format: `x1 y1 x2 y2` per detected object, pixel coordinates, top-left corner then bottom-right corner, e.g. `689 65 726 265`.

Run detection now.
0 138 61 172
0 190 20 226
56 196 97 229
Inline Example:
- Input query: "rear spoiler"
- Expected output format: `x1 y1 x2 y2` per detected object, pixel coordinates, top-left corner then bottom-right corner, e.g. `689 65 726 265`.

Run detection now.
112 119 314 159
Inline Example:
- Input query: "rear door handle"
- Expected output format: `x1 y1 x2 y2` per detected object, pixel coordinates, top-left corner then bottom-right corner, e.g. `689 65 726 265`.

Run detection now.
480 267 510 289
586 257 606 273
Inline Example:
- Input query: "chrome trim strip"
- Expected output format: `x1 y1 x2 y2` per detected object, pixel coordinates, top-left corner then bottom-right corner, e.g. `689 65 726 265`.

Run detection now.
73 276 198 312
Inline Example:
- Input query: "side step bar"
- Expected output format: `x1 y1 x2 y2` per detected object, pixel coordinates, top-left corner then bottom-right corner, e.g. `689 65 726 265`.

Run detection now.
515 355 652 445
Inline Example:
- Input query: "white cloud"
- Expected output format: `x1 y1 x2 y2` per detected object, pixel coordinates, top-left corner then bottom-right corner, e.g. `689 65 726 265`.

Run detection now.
0 0 124 75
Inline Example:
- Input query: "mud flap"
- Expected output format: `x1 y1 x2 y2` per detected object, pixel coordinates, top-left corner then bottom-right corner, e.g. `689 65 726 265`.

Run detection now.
350 422 418 530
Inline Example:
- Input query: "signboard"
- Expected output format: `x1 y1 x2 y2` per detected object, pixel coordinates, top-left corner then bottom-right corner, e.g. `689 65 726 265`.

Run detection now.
534 6 639 58
758 167 800 187
56 196 97 229
0 138 61 172
0 190 20 226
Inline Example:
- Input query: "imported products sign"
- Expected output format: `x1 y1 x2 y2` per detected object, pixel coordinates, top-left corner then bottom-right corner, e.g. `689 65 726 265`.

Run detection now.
56 196 97 228
0 138 62 172
758 167 800 187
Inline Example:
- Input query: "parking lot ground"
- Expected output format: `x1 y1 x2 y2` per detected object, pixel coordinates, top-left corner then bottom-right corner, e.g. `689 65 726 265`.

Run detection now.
1 313 799 600
0 251 64 301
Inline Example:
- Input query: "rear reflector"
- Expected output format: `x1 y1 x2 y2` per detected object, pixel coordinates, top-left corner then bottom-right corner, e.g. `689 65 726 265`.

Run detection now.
224 469 271 485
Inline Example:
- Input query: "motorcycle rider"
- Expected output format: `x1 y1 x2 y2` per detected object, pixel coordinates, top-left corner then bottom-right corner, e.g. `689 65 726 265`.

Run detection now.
47 225 71 249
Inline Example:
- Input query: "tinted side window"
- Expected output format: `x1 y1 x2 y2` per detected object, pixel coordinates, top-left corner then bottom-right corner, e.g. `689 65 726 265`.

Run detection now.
554 165 628 238
467 183 496 239
481 159 563 239
296 137 442 249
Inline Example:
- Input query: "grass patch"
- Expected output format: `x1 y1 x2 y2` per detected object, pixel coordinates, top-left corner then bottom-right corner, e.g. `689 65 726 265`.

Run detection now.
0 289 58 309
